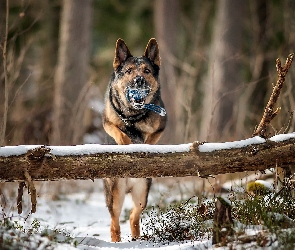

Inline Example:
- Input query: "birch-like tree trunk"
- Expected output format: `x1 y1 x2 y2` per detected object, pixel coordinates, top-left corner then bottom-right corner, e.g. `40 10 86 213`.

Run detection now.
154 0 179 143
199 0 245 142
0 0 9 146
52 0 92 145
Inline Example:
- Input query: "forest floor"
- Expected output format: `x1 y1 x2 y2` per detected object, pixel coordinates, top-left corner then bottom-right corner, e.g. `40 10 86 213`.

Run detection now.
0 175 293 249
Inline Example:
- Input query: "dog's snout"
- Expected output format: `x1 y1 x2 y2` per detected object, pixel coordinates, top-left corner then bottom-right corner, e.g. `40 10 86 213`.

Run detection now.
133 76 145 87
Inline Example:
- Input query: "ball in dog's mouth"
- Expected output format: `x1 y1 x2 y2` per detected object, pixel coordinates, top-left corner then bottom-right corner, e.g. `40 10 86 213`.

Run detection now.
126 87 150 109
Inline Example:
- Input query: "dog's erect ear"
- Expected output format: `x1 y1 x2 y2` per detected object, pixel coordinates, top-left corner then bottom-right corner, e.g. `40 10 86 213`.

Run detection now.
113 38 132 70
144 38 160 67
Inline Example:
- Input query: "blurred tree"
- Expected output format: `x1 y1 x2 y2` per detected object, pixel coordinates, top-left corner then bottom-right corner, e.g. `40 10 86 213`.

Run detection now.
250 0 269 114
0 0 8 146
0 0 294 148
173 1 215 143
199 0 245 142
154 0 180 144
1 0 42 145
51 0 92 145
37 0 59 94
23 0 60 145
235 0 270 138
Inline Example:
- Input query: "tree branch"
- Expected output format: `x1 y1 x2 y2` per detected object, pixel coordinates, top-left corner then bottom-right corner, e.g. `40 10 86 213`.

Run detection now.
253 53 294 137
0 135 295 181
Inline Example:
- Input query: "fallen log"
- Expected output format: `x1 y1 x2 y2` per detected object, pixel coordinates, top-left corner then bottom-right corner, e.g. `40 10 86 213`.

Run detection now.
0 133 295 182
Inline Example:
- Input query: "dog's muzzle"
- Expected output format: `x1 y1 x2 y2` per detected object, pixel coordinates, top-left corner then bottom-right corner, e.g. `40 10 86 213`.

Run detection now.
126 87 150 109
126 76 166 116
126 76 150 109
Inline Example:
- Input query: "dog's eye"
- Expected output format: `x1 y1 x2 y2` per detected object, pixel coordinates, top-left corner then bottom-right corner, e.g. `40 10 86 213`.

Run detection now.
126 68 132 74
144 68 151 74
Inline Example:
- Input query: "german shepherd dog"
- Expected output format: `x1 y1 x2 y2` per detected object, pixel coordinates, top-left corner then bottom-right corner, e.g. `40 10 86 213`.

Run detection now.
102 38 166 242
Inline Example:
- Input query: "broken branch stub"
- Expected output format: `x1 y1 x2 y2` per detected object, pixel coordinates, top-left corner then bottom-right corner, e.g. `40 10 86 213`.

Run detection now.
212 197 234 245
19 147 49 214
17 182 25 214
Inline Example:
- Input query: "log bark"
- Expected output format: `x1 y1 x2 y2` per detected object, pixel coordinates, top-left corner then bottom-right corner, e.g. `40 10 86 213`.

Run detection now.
0 136 295 182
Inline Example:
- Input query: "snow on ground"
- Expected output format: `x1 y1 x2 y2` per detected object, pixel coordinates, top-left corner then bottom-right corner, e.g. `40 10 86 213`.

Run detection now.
222 169 274 193
5 180 212 249
2 177 287 249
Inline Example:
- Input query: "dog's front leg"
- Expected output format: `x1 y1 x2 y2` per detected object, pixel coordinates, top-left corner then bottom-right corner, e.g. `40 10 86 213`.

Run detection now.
103 121 132 145
144 130 163 145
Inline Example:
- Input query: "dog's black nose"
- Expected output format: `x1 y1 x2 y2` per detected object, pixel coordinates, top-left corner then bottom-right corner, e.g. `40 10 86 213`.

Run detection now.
133 76 145 87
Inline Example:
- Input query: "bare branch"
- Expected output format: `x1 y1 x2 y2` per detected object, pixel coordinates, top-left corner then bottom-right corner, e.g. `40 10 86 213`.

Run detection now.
253 53 294 137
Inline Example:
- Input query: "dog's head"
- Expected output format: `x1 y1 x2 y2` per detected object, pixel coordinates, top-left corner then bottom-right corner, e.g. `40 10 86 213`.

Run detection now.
111 38 161 111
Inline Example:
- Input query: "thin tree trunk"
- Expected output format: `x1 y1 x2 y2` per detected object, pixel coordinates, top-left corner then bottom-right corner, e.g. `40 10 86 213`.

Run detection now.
199 0 245 142
154 0 179 143
0 0 9 146
38 0 59 95
0 0 5 123
52 0 92 145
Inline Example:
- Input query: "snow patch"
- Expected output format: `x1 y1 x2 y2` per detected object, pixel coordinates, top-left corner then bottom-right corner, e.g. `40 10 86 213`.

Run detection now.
2 132 295 157
0 144 192 157
269 132 295 142
255 180 273 191
49 144 192 156
199 136 266 152
0 145 42 157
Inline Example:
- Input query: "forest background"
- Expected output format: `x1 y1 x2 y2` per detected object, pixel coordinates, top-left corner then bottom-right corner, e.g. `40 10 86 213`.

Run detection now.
0 0 295 154
1 2 295 247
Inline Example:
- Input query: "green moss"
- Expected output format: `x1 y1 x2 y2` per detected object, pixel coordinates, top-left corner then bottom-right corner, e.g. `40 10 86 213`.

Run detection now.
246 181 271 195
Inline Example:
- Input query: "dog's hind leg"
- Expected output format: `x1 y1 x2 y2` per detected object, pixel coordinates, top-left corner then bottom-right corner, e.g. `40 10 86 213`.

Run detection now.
129 178 152 240
104 178 126 242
